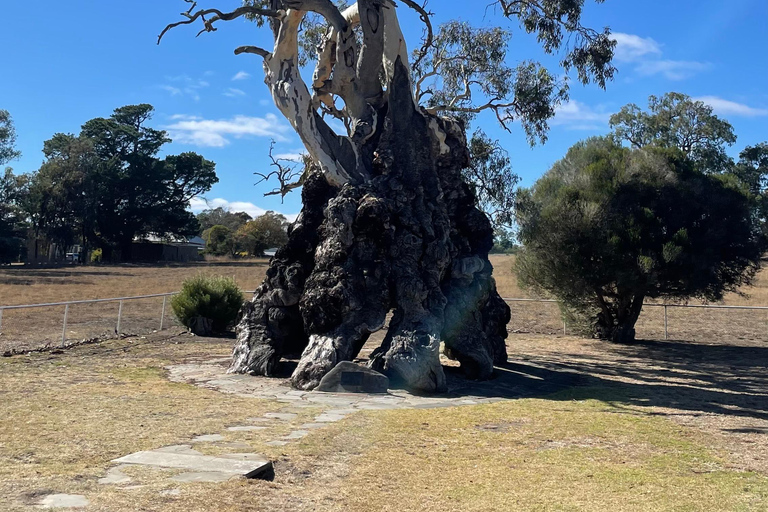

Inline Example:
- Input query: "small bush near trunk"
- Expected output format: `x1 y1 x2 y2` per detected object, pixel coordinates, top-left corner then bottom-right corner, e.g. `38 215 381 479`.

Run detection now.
171 275 244 335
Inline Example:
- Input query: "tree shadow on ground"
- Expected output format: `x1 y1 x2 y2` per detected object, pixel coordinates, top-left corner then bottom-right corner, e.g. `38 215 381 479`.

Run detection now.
442 338 768 423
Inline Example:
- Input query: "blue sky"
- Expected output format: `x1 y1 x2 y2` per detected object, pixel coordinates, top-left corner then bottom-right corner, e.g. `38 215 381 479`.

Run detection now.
2 0 766 221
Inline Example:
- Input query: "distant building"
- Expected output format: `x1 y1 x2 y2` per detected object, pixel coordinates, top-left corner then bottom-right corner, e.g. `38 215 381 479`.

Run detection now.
131 235 204 263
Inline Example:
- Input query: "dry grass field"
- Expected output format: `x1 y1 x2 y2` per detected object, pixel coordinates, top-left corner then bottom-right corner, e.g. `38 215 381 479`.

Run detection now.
1 331 766 511
0 255 765 354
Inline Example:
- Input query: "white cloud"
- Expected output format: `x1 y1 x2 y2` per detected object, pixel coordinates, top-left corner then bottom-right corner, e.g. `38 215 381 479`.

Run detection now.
693 96 768 117
608 32 709 81
634 60 711 81
232 71 251 81
224 88 247 98
165 114 290 147
190 197 299 223
159 85 182 96
551 100 611 130
273 150 306 162
611 33 661 62
159 75 210 101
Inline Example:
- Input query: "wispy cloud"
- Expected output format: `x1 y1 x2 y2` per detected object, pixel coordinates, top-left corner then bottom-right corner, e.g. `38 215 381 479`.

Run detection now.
610 32 709 81
190 197 299 223
159 75 210 101
694 96 768 117
635 60 711 81
611 33 661 62
165 114 290 147
273 149 306 162
232 71 251 81
224 88 247 98
551 100 611 130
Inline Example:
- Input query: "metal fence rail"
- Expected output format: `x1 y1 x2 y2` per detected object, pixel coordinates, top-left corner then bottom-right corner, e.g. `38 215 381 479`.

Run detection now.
501 297 768 340
0 294 765 350
0 291 257 348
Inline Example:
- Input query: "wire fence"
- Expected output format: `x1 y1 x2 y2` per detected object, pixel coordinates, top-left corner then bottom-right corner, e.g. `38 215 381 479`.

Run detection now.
503 298 768 343
0 293 766 355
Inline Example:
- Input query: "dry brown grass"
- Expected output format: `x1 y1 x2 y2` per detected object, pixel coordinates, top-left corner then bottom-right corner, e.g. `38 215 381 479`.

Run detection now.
0 260 270 353
1 256 765 354
2 331 767 511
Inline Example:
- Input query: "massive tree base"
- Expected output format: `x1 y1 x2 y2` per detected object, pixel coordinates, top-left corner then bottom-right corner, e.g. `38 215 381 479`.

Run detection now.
229 63 510 393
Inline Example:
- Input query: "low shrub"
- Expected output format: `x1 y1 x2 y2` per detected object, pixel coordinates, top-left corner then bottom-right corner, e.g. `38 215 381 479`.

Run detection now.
171 275 244 335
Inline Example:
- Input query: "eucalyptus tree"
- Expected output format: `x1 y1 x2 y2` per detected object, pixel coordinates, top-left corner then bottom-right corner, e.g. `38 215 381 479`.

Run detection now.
610 92 737 173
160 0 616 391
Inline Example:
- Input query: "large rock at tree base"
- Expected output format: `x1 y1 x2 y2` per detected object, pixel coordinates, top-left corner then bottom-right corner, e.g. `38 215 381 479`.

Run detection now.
316 361 389 393
229 58 510 393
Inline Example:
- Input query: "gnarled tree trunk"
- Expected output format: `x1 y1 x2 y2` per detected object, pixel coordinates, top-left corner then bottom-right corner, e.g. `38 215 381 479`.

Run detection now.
230 59 509 392
159 0 511 393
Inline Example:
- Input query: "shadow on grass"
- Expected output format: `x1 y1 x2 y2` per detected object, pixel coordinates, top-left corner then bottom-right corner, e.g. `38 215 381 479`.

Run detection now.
447 338 768 423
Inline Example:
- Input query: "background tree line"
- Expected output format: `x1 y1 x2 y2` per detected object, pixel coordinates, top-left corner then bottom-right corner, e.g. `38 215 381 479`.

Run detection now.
1 104 293 264
196 207 289 257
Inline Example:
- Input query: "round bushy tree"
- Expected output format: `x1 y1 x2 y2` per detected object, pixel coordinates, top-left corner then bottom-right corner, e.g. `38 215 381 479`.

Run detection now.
515 137 767 343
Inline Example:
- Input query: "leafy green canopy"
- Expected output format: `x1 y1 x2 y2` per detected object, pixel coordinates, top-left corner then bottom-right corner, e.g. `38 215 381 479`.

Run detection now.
29 105 218 260
235 211 290 256
610 92 737 173
197 207 253 234
0 110 22 167
515 137 767 341
0 169 29 263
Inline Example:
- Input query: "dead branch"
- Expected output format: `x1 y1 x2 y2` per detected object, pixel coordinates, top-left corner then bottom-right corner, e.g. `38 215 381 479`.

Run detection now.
255 141 308 201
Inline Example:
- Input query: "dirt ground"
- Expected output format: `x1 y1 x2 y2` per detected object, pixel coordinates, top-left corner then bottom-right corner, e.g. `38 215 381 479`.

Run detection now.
1 330 766 511
0 255 766 354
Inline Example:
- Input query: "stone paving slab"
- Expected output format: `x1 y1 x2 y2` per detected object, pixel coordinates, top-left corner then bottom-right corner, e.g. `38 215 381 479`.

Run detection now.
98 465 133 485
113 450 273 479
38 494 90 509
227 425 268 432
191 434 225 443
171 471 233 483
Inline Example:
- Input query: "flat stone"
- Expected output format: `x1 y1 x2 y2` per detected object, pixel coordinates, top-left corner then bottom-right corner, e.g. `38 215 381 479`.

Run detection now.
98 465 133 485
160 489 181 497
246 417 272 423
316 361 389 393
156 445 203 455
219 453 270 462
282 430 309 440
38 494 90 508
227 425 267 432
263 412 298 421
314 413 347 423
191 434 225 443
112 450 273 480
265 440 289 447
171 471 234 483
216 442 253 450
299 423 328 429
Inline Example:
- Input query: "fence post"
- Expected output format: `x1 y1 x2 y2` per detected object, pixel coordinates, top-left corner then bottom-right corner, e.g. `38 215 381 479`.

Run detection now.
563 319 566 335
61 304 69 347
116 300 123 337
663 305 668 340
160 295 167 330
0 308 3 333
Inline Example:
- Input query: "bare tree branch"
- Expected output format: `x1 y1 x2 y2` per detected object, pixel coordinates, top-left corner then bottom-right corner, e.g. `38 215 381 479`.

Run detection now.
398 0 433 70
255 141 308 201
158 4 281 44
